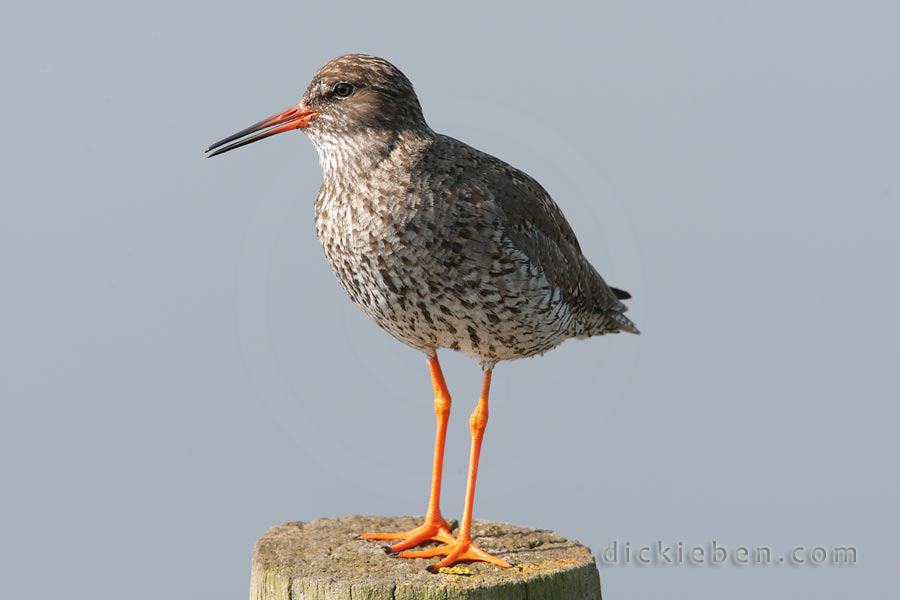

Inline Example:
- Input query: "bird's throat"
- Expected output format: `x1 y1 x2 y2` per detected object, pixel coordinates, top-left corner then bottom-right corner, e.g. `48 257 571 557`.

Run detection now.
309 127 433 184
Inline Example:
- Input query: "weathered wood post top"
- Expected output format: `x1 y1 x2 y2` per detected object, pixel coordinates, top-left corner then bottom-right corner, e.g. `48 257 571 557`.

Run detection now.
250 516 602 600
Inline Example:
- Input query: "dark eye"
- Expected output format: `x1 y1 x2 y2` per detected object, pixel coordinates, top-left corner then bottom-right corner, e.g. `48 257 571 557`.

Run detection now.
333 82 355 98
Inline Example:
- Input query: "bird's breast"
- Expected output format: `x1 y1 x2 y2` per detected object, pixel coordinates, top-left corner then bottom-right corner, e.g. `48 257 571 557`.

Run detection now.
314 184 408 258
314 186 418 303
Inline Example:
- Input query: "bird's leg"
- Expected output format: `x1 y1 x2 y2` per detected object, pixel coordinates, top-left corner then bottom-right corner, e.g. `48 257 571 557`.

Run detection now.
359 355 456 551
398 369 512 570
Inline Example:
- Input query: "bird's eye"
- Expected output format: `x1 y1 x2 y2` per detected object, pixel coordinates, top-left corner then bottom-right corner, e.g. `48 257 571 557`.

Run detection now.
333 82 355 98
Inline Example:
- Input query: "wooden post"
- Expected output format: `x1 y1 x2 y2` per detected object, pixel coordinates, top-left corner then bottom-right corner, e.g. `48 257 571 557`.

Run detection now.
250 516 602 600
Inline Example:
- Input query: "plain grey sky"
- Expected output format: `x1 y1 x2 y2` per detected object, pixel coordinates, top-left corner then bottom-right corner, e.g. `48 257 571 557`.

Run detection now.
2 1 898 598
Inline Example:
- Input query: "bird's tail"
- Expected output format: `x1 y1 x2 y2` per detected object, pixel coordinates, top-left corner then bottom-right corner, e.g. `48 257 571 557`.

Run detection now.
575 310 640 338
609 312 640 335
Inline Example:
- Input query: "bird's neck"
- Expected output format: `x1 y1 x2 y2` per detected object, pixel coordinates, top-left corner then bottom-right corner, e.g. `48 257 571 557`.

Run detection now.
310 126 434 183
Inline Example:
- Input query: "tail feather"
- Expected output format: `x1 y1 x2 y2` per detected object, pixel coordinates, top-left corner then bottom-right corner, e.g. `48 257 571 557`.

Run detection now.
610 286 631 300
610 312 640 335
577 310 640 338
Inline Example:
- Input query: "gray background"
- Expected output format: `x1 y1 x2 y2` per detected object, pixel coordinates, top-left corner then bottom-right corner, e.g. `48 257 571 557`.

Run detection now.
2 0 898 598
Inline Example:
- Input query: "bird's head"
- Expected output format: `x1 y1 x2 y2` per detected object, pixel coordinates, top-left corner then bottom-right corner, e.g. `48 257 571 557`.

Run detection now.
207 54 427 158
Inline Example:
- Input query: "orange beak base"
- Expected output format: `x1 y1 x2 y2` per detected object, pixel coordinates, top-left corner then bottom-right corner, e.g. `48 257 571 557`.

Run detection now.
206 104 318 157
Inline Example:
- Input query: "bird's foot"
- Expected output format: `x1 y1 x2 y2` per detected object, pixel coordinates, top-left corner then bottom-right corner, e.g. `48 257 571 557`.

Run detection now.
359 516 455 553
398 536 513 571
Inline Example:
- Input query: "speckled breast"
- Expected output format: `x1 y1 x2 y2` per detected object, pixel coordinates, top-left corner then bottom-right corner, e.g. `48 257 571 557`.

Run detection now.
313 186 576 363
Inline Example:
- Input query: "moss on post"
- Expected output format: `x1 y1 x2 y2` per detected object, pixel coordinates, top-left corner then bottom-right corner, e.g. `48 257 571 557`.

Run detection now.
250 516 602 600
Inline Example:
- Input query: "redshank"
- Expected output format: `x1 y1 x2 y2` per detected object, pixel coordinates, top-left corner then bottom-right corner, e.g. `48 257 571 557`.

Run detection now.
207 54 638 571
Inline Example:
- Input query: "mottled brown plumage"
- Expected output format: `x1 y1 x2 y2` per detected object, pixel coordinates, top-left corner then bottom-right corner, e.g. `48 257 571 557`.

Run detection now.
207 54 638 571
296 55 638 368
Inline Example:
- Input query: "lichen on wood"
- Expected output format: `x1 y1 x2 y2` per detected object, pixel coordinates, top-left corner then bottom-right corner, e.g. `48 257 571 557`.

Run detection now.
250 516 602 600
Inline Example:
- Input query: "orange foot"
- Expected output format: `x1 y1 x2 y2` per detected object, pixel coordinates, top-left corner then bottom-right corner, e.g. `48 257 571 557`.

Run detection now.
359 517 456 553
397 537 513 571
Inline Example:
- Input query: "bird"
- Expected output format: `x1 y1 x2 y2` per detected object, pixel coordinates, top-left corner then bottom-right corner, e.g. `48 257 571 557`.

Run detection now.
207 54 638 571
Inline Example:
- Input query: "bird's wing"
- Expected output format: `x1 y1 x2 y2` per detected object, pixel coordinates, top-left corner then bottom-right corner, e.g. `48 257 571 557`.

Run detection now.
480 151 630 317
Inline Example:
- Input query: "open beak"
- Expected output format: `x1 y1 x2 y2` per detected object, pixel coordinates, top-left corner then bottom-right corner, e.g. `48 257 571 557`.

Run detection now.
206 103 318 157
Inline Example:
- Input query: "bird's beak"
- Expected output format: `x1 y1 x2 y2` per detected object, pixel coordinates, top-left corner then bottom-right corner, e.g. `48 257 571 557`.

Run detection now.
206 103 318 157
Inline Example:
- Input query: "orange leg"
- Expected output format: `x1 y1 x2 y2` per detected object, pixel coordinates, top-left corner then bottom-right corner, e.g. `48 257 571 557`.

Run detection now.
398 369 512 570
359 355 456 551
